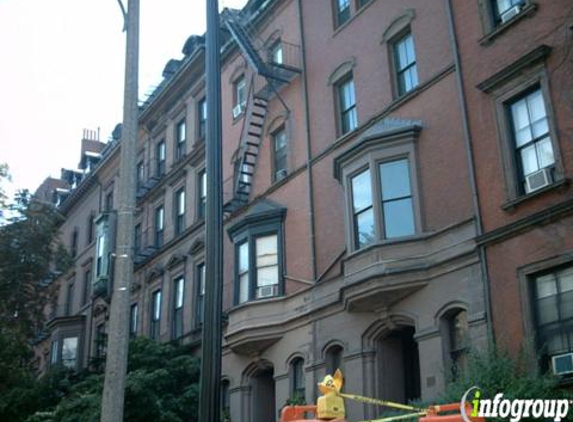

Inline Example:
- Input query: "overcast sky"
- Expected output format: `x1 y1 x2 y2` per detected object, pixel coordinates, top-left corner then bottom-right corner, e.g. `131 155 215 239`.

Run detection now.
0 0 247 198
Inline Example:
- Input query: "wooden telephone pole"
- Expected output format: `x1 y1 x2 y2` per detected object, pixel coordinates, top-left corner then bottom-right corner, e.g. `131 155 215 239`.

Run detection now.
100 0 139 420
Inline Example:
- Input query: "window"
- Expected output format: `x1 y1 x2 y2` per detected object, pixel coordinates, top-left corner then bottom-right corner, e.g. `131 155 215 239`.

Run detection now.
533 266 573 371
71 228 78 258
176 119 186 160
508 88 554 193
492 0 526 26
61 337 78 369
236 234 280 304
156 140 166 176
233 76 246 117
221 380 230 418
336 75 357 135
229 203 285 305
134 223 142 254
196 263 206 325
333 0 351 28
95 323 106 358
379 159 415 238
50 339 59 365
66 281 74 316
290 358 305 400
334 125 421 251
325 345 344 375
130 303 138 336
150 290 162 340
238 242 249 304
175 188 186 236
87 214 94 245
447 310 469 373
349 159 415 249
96 234 105 276
198 170 207 220
198 98 207 140
172 277 184 339
357 0 371 8
393 31 419 96
272 127 288 182
351 169 374 248
154 205 164 248
269 40 283 65
255 235 279 299
105 191 114 211
136 160 144 189
82 268 91 305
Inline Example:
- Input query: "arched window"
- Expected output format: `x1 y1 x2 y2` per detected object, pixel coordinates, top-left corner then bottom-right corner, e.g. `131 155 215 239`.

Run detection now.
325 344 344 375
290 357 305 401
221 379 230 420
443 309 469 375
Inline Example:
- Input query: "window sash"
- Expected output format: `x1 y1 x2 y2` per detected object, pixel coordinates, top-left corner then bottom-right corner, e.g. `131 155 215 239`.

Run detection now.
338 78 357 134
379 159 415 239
235 77 246 108
82 269 91 305
336 0 351 26
273 130 288 179
62 337 78 369
136 161 144 188
394 33 419 95
534 267 573 357
155 207 164 247
157 141 166 175
509 89 554 181
197 264 205 324
199 171 207 219
130 304 138 335
174 277 184 310
198 98 207 139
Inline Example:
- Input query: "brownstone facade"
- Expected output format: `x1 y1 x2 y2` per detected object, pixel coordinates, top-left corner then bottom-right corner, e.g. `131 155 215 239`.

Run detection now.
32 0 572 420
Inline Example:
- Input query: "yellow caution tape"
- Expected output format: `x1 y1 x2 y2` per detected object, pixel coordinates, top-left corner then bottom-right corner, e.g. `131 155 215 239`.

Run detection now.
357 411 428 422
337 392 426 412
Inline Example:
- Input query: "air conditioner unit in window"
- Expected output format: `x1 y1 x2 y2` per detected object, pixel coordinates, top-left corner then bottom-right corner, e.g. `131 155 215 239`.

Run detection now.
276 169 287 181
257 284 278 299
232 104 244 119
500 4 522 23
525 167 553 194
552 352 573 376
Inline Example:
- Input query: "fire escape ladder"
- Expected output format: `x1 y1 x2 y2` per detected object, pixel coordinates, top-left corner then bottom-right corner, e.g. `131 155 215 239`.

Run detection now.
226 74 269 213
222 8 302 213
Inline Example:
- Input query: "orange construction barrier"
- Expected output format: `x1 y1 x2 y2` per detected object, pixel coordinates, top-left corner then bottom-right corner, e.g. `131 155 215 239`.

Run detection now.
279 405 346 422
420 403 485 422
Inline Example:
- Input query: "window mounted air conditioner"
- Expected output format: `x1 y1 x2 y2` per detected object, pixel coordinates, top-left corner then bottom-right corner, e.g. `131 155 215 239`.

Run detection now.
257 284 278 299
232 104 244 119
276 169 287 181
552 352 573 376
524 167 553 194
500 4 522 23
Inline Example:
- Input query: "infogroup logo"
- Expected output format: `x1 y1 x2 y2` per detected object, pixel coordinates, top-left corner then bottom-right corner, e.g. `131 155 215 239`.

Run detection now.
460 387 570 422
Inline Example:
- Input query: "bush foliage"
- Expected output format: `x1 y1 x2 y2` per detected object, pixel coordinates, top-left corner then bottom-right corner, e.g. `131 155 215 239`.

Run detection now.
0 337 200 422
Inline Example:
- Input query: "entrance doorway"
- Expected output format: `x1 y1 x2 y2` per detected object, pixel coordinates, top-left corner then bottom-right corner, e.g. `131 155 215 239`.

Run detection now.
251 366 276 422
377 326 421 403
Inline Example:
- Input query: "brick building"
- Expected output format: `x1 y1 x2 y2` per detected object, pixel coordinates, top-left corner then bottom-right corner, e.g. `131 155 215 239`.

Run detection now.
32 0 571 420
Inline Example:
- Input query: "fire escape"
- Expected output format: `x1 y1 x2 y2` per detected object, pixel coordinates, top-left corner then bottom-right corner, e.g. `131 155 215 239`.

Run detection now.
222 8 302 213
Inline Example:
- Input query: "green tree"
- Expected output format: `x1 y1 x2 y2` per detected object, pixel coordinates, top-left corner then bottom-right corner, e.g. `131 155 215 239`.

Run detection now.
0 191 69 403
22 337 200 422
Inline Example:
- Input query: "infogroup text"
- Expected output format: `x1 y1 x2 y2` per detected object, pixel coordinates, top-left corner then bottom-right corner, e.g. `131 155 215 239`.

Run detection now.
461 387 570 422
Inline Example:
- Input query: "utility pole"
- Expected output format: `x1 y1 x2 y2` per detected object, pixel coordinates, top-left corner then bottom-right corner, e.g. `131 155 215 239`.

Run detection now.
198 0 224 421
100 0 139 421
